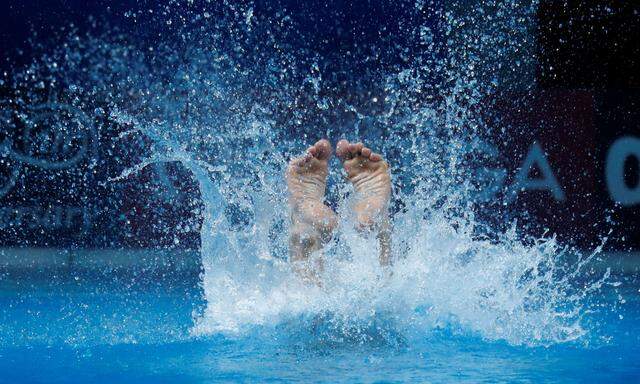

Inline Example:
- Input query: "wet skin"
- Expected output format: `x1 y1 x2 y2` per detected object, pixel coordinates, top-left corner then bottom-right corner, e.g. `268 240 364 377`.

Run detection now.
286 139 392 284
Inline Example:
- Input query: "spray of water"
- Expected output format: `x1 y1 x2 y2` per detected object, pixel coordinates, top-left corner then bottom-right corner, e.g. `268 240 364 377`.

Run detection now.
1 0 612 347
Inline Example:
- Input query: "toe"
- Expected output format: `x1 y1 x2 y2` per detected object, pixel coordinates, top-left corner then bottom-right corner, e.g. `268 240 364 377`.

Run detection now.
303 152 314 164
361 147 372 158
336 139 352 160
292 153 312 169
370 152 383 162
348 143 360 157
313 139 332 160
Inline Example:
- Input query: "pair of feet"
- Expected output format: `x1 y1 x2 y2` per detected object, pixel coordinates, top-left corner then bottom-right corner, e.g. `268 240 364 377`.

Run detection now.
286 139 392 283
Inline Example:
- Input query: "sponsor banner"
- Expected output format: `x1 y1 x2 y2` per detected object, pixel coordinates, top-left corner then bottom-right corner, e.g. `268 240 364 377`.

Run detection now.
0 101 200 249
1 91 638 249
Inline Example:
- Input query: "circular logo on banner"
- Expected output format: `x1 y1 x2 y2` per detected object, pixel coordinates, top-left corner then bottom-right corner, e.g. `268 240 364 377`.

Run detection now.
0 103 96 199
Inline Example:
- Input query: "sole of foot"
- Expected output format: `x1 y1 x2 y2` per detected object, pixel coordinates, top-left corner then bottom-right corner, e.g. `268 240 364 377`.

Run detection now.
336 139 391 231
286 139 338 241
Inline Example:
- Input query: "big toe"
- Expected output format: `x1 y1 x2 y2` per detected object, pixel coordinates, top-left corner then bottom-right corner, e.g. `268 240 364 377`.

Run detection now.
311 139 333 161
336 139 352 160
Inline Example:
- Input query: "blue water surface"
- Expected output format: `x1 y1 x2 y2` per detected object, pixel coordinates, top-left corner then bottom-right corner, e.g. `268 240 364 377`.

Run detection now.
1 267 638 384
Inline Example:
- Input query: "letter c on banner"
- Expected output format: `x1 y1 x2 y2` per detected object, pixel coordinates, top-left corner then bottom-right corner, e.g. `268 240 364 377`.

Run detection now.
606 136 640 206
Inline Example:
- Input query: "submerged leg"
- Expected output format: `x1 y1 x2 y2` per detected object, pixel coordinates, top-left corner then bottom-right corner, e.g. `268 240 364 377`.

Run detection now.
286 139 337 284
336 139 392 266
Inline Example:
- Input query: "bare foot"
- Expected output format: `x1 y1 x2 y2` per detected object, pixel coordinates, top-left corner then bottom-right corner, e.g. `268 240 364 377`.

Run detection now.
336 139 392 266
286 139 337 282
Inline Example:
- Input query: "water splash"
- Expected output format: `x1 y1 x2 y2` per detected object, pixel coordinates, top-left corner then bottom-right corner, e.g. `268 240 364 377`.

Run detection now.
1 0 612 347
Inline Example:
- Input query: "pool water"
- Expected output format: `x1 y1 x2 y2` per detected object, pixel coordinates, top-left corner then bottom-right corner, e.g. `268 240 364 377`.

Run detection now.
1 1 639 383
1 270 638 383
